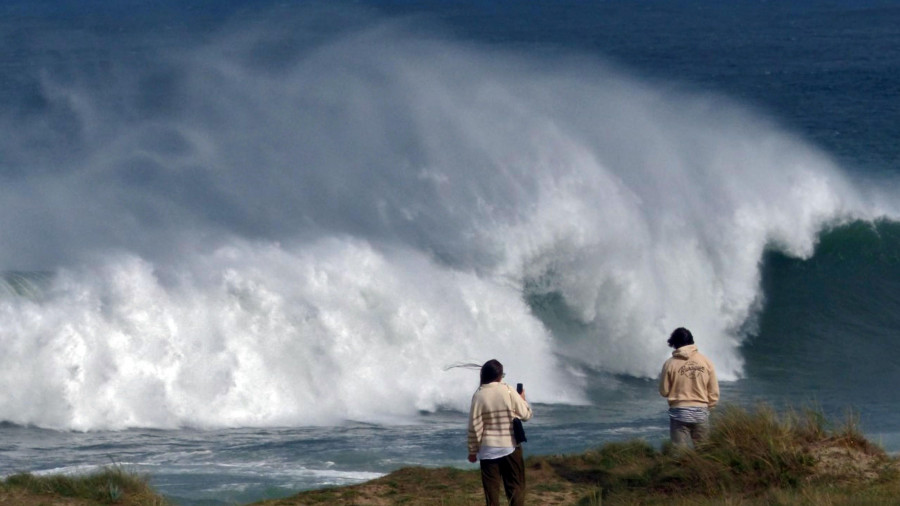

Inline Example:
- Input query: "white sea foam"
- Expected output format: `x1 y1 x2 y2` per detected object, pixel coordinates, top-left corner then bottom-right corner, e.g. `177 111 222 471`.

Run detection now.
0 240 571 429
0 6 892 429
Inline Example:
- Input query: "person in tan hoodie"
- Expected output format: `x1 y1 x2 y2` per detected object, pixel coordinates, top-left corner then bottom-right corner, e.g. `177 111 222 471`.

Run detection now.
659 327 719 447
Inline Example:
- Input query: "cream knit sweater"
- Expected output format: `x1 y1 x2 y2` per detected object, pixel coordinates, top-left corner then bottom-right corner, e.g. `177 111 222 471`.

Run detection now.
467 381 533 454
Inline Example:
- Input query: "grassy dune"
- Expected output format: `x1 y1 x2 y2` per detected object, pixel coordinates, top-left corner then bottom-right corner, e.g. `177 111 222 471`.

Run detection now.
0 466 169 505
3 405 898 505
253 405 900 505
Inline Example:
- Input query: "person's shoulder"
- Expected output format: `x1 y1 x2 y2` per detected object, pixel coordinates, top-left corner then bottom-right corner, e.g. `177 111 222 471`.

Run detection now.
471 386 489 404
473 382 502 395
485 381 507 392
694 350 716 365
660 356 679 375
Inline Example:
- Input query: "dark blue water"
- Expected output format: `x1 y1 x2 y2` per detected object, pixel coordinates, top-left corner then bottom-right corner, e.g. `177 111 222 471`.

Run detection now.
1 1 900 504
370 0 900 173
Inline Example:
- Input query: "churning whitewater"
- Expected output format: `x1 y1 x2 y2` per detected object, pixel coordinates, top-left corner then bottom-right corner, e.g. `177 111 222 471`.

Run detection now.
0 8 895 431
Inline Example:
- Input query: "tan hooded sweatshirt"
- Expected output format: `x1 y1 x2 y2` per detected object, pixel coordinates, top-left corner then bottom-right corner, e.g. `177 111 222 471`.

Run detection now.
659 344 719 408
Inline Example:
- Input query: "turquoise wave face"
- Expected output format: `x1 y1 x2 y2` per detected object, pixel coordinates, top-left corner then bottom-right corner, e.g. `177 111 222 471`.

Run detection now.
741 219 900 428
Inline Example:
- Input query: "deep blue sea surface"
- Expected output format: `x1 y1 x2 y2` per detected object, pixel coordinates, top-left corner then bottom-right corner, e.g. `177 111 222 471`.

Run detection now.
1 1 899 504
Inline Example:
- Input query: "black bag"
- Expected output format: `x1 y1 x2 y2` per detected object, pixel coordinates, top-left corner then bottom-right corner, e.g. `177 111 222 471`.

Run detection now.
513 417 527 444
507 385 528 444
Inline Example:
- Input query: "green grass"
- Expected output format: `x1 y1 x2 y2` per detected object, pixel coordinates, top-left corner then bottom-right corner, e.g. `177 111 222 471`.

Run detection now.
0 465 170 505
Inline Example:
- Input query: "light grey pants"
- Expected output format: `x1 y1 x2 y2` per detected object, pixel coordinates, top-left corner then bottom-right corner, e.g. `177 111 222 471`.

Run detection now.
670 417 709 447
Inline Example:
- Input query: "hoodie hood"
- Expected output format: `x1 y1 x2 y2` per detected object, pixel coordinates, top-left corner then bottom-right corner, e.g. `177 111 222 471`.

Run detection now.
672 344 698 360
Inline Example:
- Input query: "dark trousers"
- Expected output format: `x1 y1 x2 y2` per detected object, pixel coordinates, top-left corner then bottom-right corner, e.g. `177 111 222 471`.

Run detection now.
480 446 526 506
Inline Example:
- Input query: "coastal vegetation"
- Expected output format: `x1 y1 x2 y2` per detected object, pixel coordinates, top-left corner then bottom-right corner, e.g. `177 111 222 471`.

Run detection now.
256 404 899 505
2 405 897 505
0 466 169 506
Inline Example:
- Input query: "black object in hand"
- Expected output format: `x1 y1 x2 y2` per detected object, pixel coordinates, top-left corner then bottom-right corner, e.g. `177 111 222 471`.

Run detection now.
516 383 523 394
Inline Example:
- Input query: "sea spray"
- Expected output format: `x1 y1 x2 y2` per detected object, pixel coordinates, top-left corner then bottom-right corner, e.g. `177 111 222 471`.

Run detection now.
0 6 891 430
0 239 577 430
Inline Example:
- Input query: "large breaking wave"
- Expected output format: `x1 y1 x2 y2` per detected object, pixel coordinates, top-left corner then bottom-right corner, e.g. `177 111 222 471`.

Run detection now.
0 5 895 429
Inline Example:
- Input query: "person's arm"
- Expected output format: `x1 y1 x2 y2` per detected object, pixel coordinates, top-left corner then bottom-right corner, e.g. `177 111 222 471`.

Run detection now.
658 360 671 398
467 394 482 462
707 359 720 408
512 388 532 422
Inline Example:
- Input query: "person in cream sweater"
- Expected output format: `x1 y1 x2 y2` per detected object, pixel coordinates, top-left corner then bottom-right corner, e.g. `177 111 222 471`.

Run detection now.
467 359 532 506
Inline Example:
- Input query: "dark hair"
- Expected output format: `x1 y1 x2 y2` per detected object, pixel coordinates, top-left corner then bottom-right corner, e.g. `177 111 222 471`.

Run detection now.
480 359 504 385
667 327 694 349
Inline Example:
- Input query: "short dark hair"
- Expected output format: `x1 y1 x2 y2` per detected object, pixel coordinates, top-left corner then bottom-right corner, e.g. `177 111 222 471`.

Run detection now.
667 327 694 349
480 359 504 385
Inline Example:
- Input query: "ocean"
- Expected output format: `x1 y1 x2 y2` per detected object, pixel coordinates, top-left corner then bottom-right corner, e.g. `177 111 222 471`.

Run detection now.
1 0 899 504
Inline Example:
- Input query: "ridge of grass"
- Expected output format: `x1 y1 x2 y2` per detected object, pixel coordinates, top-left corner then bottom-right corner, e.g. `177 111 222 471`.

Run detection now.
256 404 900 505
3 404 897 505
0 466 170 506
